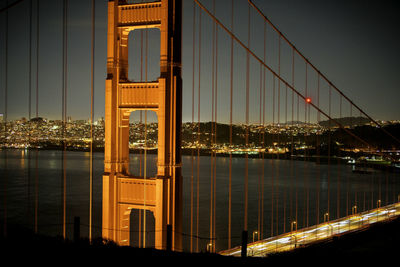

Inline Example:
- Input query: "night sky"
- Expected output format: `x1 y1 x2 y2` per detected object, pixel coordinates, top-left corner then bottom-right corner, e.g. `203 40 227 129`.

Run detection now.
1 0 399 123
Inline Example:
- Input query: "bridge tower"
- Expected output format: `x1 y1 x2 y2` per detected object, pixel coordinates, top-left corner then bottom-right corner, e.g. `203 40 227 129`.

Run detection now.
102 0 182 250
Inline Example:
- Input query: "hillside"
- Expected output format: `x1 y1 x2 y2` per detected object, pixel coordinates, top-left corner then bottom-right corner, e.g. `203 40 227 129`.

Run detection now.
318 116 371 128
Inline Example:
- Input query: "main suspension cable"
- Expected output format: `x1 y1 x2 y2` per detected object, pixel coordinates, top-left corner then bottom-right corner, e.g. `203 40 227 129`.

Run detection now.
192 0 376 152
247 0 400 146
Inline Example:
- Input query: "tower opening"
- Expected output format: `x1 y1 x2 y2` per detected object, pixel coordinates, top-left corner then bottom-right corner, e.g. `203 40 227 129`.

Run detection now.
130 209 155 248
128 28 160 82
129 110 158 178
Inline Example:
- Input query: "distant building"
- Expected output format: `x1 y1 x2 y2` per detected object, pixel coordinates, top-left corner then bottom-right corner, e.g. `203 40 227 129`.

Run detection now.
0 113 3 123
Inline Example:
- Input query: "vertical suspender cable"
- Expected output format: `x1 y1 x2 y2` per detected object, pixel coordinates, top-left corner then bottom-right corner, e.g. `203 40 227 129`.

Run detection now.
316 73 320 225
210 1 219 251
190 1 196 253
296 91 299 226
170 0 177 247
348 103 352 215
257 51 262 241
139 31 143 177
209 0 215 250
291 47 297 230
337 95 342 219
285 86 288 136
3 0 9 238
303 63 306 227
276 35 281 234
143 6 147 249
284 40 288 231
61 0 65 236
138 9 144 247
302 68 306 227
257 36 264 239
65 0 69 238
257 55 262 240
385 158 389 207
305 62 309 227
289 53 293 225
386 159 389 207
143 5 149 248
27 0 33 226
228 0 233 249
257 62 262 239
61 0 68 239
34 0 39 234
327 85 331 221
213 11 218 252
35 0 39 120
196 8 201 253
378 160 381 208
284 83 288 233
244 1 250 237
89 0 95 242
260 18 266 240
271 76 275 237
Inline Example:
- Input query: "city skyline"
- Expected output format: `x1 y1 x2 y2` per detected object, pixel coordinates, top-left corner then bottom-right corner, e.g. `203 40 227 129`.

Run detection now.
1 0 399 123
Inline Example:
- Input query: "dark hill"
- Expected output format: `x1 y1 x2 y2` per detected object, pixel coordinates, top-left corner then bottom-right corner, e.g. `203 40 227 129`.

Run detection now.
319 116 371 128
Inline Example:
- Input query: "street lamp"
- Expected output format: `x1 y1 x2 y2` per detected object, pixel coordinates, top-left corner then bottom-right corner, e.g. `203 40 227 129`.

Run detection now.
377 199 381 208
291 221 297 248
252 230 259 243
291 221 297 232
352 205 357 215
206 242 213 253
324 212 329 222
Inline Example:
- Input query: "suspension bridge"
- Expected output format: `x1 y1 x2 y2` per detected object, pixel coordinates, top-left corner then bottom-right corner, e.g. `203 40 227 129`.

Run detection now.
1 0 400 258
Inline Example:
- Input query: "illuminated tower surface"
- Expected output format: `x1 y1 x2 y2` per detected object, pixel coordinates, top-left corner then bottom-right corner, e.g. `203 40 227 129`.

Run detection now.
103 0 182 250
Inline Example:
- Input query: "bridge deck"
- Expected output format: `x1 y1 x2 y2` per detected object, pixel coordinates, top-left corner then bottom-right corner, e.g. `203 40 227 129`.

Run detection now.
220 202 400 257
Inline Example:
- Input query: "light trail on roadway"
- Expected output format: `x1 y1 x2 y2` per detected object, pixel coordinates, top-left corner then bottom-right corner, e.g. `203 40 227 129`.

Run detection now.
219 202 400 257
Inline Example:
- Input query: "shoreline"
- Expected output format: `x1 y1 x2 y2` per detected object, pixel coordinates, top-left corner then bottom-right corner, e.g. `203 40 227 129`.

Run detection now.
1 147 399 171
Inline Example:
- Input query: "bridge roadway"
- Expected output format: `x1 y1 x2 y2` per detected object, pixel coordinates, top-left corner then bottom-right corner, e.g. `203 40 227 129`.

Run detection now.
219 202 400 257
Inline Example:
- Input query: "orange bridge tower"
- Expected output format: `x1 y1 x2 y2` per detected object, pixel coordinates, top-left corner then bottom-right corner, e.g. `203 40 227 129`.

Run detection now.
102 0 182 250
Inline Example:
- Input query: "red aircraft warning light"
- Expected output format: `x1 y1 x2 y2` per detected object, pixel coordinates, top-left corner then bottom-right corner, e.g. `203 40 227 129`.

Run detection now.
306 97 312 103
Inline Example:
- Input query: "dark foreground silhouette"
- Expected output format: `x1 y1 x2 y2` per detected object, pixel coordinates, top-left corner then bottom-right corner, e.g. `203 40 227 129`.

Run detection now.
1 217 399 265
